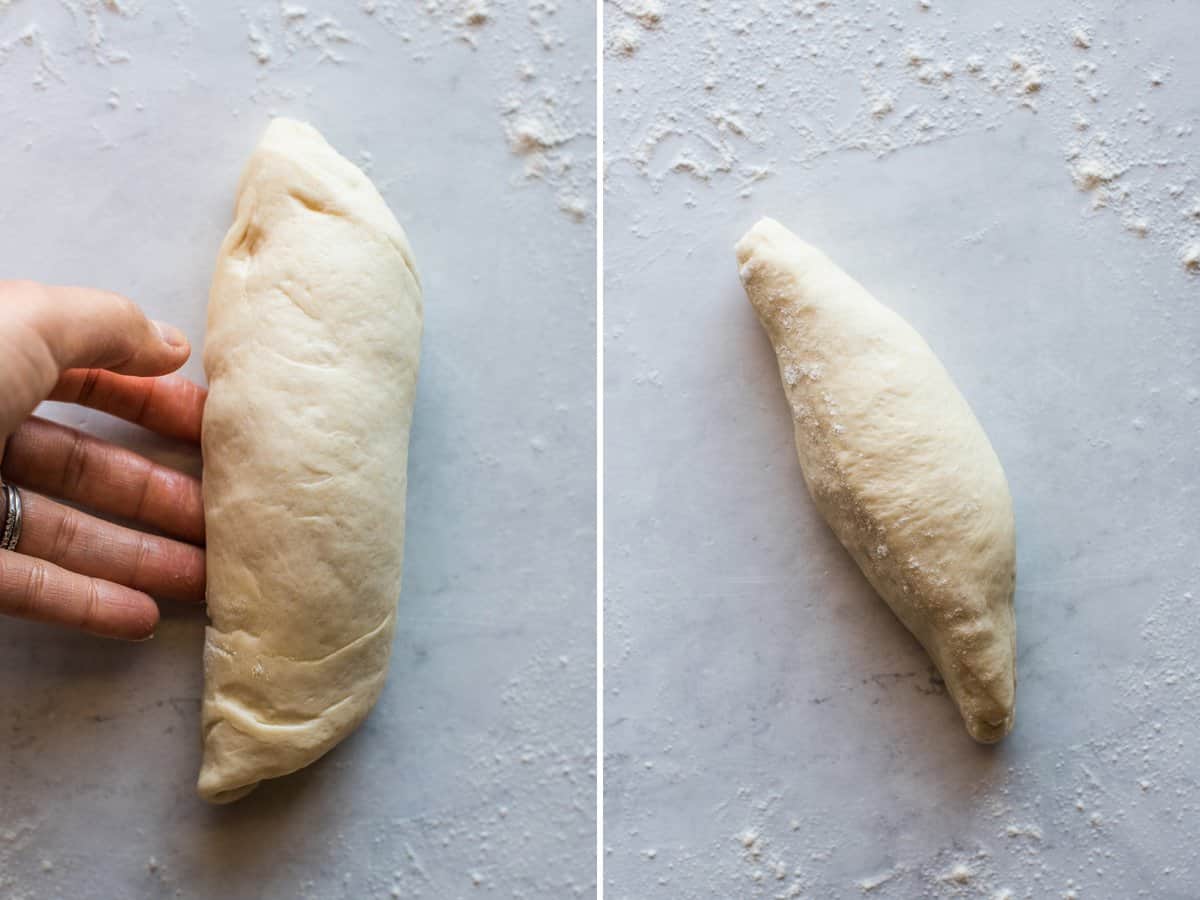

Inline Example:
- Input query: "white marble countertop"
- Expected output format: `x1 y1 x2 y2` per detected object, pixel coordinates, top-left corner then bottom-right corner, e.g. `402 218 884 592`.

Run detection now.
0 2 595 898
604 1 1200 897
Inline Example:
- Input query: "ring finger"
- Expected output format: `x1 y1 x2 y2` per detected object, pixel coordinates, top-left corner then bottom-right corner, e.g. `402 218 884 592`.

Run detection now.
11 490 204 603
2 417 204 544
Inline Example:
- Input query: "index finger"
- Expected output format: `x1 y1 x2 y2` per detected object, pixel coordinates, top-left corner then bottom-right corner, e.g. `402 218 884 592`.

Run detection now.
50 370 207 444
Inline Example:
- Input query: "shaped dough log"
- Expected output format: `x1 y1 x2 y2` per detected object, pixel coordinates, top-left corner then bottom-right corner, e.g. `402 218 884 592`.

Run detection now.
198 119 422 802
736 218 1015 743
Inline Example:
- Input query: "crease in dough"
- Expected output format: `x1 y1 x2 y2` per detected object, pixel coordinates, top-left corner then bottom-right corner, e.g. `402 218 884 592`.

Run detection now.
736 217 1017 743
198 118 423 802
213 693 358 736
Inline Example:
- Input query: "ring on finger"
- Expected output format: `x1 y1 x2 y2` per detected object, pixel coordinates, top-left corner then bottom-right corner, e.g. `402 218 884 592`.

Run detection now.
0 483 24 552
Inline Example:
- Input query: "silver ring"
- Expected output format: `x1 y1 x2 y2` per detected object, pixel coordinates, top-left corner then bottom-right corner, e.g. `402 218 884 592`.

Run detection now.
0 485 13 549
0 484 22 552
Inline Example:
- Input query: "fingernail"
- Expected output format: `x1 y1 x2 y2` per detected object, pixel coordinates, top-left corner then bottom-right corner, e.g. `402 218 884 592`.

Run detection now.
154 320 188 349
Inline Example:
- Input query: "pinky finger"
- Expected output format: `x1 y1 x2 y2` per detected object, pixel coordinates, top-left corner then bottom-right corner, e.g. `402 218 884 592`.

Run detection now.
0 550 159 641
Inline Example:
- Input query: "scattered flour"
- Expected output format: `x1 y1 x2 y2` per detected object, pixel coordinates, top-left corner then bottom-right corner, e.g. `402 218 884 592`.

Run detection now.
0 23 63 88
429 0 592 220
859 868 901 892
557 192 588 222
506 114 572 159
1182 241 1200 272
611 0 662 31
243 5 357 66
1071 157 1119 191
57 0 140 65
1123 215 1149 238
870 90 895 118
940 861 972 884
606 1 1199 273
462 0 490 28
607 24 640 58
501 86 590 221
247 21 272 63
0 0 591 221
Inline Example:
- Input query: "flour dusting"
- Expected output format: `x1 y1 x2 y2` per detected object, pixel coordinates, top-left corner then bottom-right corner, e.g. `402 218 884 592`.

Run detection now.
0 0 591 220
605 1 1199 275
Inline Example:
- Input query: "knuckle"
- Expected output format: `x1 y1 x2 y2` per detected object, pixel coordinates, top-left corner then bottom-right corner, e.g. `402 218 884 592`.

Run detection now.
80 580 102 630
51 509 81 561
0 555 23 618
129 535 152 586
108 291 141 321
19 561 48 618
98 293 147 369
75 369 104 405
131 377 159 427
62 430 93 494
132 467 158 520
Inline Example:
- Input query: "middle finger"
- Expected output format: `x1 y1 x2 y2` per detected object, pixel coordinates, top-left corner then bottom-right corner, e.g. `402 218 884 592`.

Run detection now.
12 490 205 603
2 417 204 544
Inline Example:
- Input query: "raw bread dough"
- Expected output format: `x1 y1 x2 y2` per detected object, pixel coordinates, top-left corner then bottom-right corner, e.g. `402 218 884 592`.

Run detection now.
198 119 423 802
736 218 1016 743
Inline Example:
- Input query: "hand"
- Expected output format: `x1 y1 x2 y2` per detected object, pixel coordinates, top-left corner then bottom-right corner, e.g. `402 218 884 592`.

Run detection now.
0 281 206 640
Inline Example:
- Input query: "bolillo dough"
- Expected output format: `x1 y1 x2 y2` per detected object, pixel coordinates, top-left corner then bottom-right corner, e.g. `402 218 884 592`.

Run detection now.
736 218 1016 743
198 119 423 802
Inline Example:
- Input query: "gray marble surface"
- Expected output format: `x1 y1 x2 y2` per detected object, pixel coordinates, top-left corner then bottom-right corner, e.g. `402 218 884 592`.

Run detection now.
0 3 595 898
604 1 1200 897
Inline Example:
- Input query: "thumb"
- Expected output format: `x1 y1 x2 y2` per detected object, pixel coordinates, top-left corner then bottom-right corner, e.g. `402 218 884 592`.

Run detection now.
18 282 190 376
0 281 190 439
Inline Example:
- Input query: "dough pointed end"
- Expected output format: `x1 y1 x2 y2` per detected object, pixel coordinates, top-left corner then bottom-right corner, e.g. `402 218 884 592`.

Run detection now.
195 715 284 805
955 667 1016 744
197 720 268 803
260 116 325 152
734 216 786 267
965 710 1014 744
734 218 823 297
197 778 260 805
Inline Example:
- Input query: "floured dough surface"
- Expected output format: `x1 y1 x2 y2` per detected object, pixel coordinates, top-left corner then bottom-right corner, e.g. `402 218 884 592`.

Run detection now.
736 218 1016 743
198 118 423 802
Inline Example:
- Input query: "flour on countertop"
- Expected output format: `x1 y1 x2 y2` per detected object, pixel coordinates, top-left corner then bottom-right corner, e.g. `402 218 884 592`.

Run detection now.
0 820 41 898
371 644 594 899
608 0 662 31
0 0 592 222
859 868 901 892
243 5 357 66
0 0 184 88
365 0 593 220
605 1 1198 275
0 23 62 88
491 3 593 220
607 24 640 58
606 577 1200 897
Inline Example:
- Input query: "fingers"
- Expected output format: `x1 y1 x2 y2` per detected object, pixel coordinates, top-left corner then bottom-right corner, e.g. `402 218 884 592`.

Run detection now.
0 550 159 641
2 418 204 544
50 371 206 444
15 281 190 377
14 491 205 604
0 280 190 437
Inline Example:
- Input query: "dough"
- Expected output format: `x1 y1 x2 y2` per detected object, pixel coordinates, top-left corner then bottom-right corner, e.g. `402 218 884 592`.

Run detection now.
735 218 1016 743
198 119 423 802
